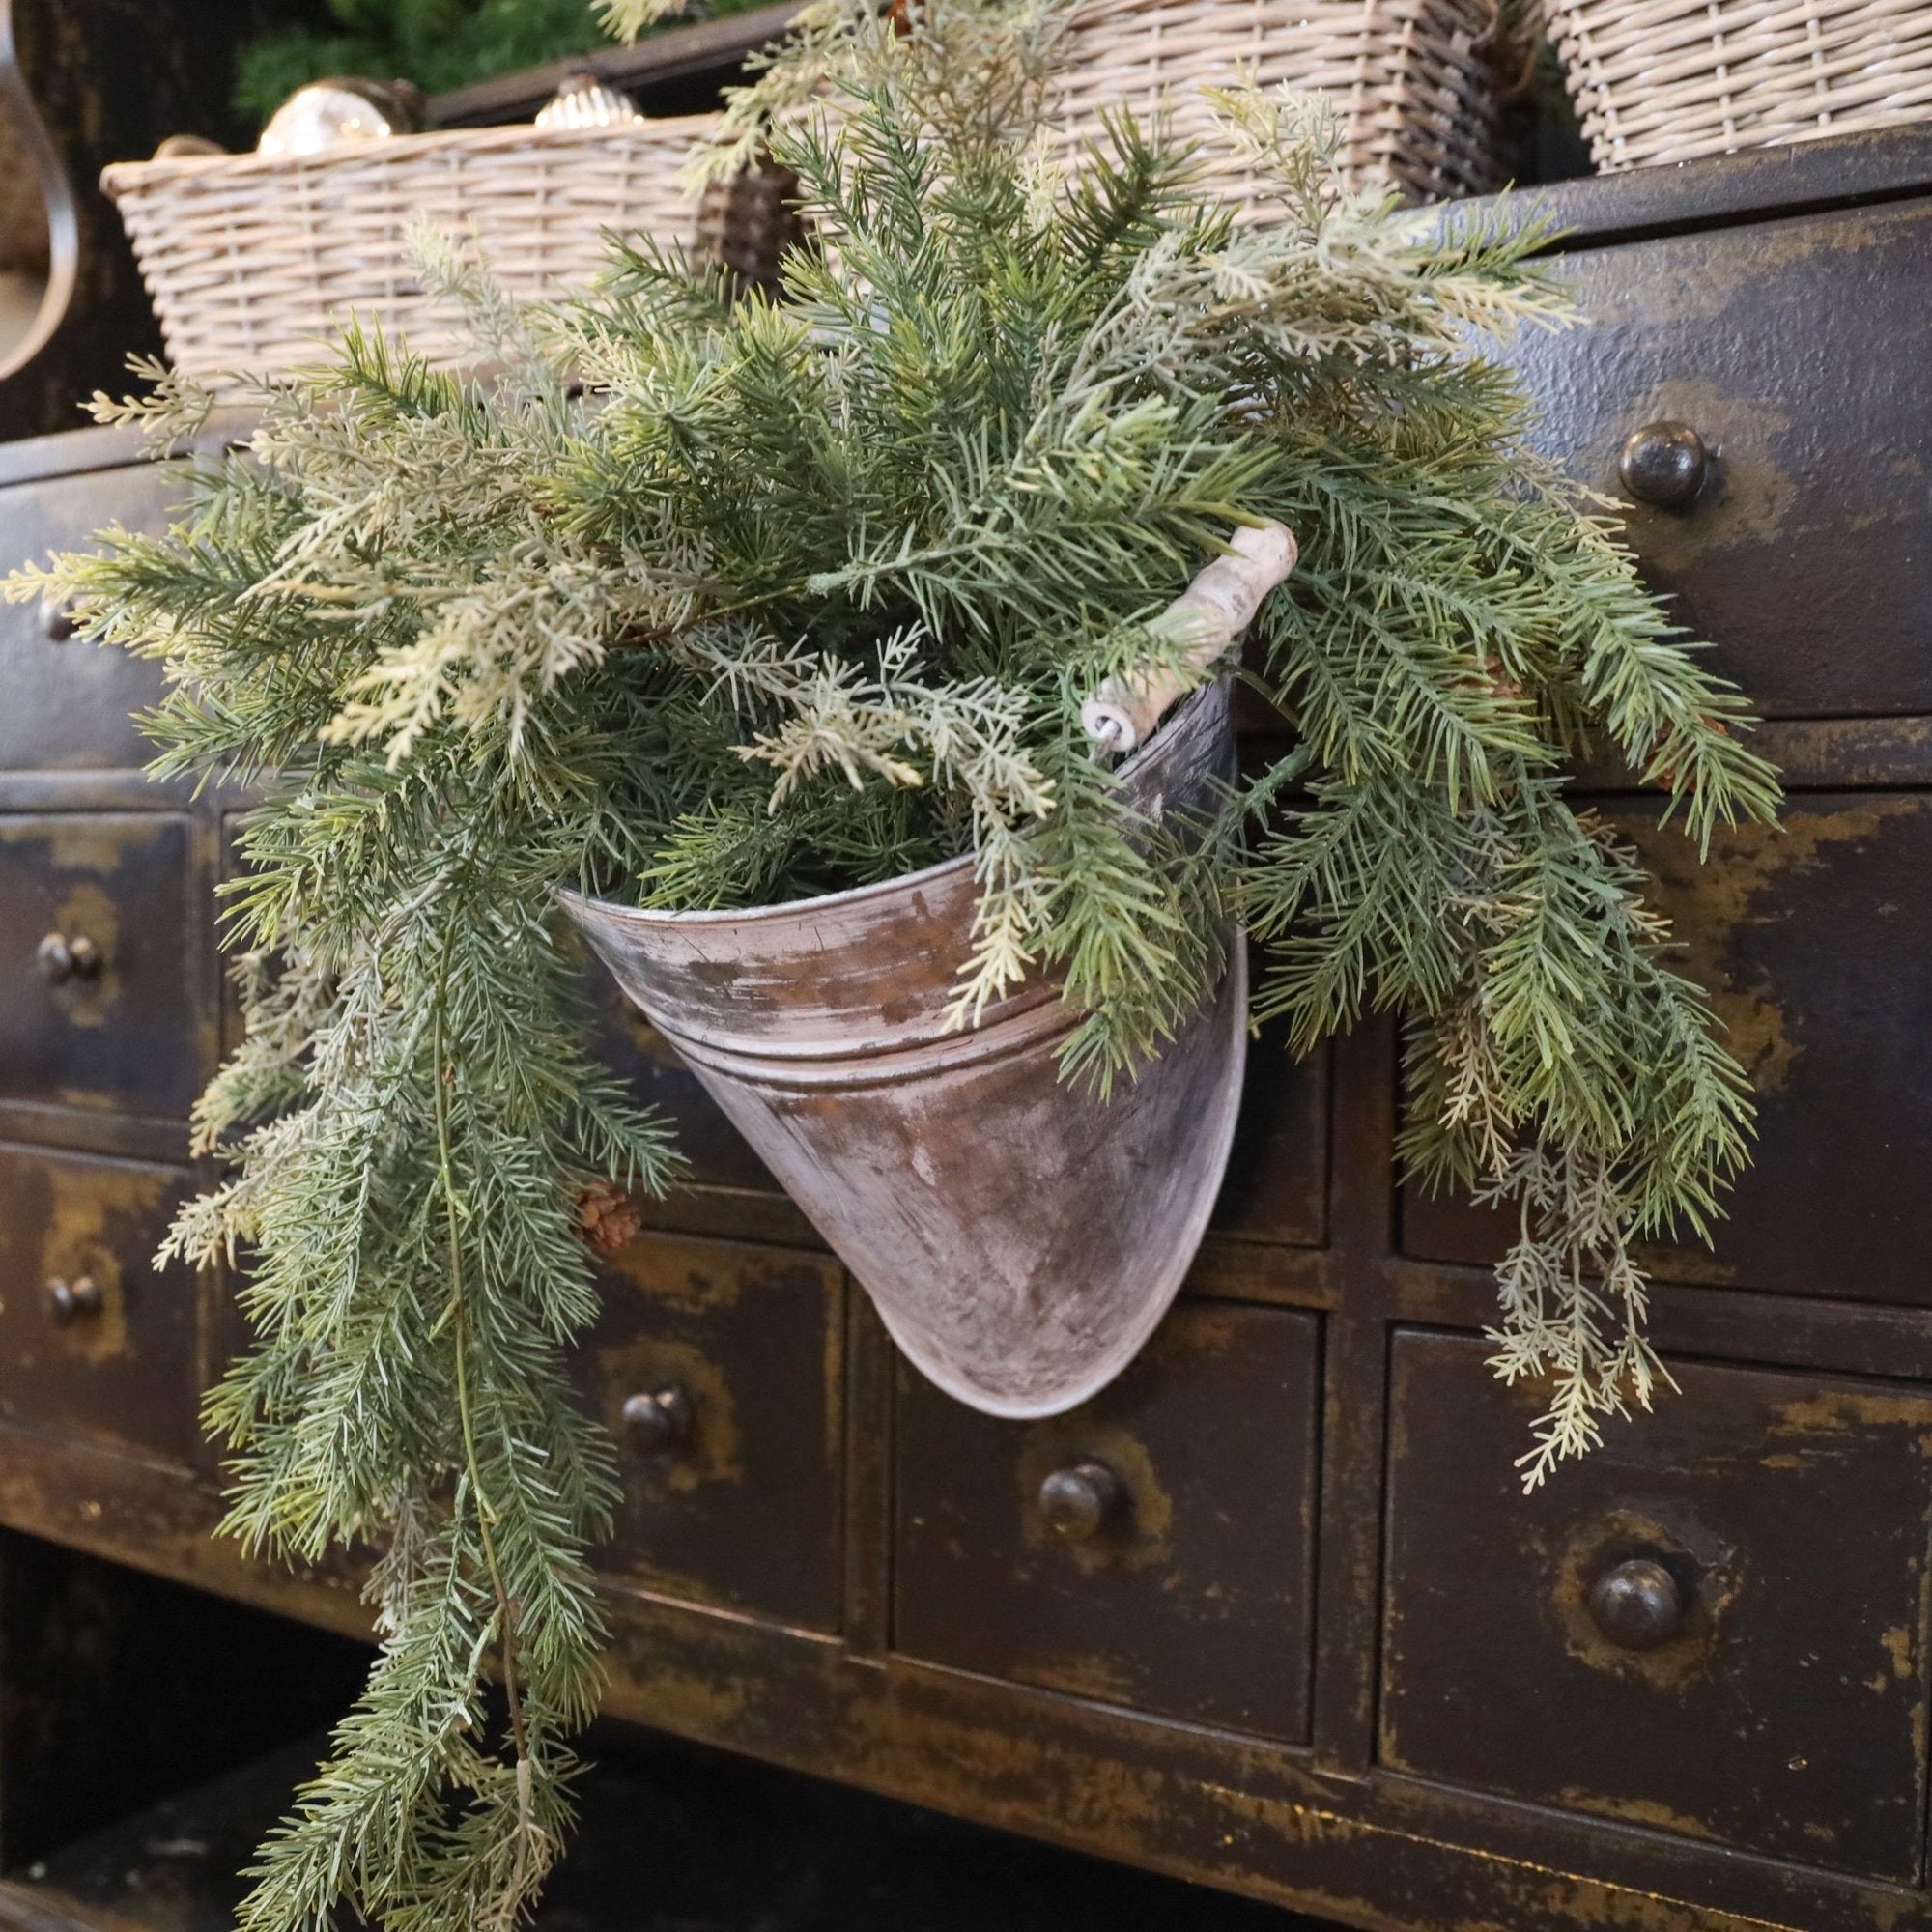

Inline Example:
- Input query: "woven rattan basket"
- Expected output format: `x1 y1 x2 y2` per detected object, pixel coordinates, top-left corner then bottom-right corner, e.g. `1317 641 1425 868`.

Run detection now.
1547 0 1932 169
1053 0 1504 205
101 117 716 388
105 6 1503 387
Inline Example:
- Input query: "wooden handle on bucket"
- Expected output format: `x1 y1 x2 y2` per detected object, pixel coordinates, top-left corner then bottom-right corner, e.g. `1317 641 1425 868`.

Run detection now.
1080 522 1298 755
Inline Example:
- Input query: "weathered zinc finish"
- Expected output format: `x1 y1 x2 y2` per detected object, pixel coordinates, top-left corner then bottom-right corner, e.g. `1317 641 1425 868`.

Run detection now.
14 123 1932 1932
564 680 1248 1420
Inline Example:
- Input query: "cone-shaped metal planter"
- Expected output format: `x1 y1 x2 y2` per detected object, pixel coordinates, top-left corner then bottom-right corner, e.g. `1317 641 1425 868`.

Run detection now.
562 681 1247 1418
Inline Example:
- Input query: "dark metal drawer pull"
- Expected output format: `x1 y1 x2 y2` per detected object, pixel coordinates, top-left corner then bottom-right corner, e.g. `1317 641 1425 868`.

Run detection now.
1037 1460 1123 1542
621 1382 696 1455
1619 421 1709 511
45 1275 102 1323
37 931 102 983
1587 1556 1690 1650
41 593 78 642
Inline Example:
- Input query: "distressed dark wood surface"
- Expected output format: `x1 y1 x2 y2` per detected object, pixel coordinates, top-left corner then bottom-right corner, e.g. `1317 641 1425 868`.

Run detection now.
1382 1334 1932 1882
0 1149 200 1469
1 1720 1327 1932
0 815 199 1127
581 1231 848 1632
895 1298 1321 1740
6 120 1932 1932
1500 198 1932 720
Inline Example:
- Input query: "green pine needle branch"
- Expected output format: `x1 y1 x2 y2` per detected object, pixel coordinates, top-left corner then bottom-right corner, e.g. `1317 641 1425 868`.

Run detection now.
7 2 1780 1923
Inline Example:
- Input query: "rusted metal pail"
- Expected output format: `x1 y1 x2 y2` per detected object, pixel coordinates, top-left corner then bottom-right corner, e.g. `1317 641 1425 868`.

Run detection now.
562 682 1246 1418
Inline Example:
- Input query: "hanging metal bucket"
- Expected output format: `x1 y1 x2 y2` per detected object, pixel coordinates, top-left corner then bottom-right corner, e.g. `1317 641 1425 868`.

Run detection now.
561 681 1247 1418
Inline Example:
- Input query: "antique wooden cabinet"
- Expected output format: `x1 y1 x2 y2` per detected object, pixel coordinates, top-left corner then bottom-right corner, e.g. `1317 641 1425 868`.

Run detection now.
4 124 1932 1932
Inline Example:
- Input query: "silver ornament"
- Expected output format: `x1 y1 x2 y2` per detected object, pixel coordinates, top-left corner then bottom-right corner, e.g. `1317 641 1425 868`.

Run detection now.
258 78 425 157
534 68 644 130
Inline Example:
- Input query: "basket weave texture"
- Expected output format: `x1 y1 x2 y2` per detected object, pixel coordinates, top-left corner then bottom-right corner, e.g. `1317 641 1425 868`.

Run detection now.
103 3 1504 389
1053 0 1504 205
1548 0 1932 169
101 117 715 388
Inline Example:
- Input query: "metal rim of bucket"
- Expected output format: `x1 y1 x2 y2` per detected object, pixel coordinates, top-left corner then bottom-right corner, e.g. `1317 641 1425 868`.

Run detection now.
562 683 1248 1418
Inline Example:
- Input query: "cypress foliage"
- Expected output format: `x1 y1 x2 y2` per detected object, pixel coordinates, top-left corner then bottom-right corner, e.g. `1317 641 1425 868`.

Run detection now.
12 3 1780 1923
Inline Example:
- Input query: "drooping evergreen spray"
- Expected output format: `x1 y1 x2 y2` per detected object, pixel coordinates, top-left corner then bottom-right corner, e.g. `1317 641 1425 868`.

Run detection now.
14 3 1779 1924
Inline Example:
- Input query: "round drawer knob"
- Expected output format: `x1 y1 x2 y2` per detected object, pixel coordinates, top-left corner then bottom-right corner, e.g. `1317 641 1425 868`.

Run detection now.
621 1383 695 1456
1587 1556 1689 1650
38 932 102 984
45 1276 102 1324
1037 1460 1123 1542
1619 421 1709 511
41 593 77 642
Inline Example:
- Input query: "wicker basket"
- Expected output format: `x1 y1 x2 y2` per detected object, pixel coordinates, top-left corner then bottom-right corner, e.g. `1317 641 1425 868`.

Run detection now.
105 6 1503 387
101 117 716 388
1052 0 1505 206
1547 0 1932 169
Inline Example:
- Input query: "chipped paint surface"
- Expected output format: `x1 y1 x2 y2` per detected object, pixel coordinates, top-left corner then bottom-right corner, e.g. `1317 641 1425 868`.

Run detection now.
0 812 197 1120
1381 1334 1932 1884
895 1300 1320 1742
1637 798 1924 1103
580 1231 846 1633
0 1148 200 1467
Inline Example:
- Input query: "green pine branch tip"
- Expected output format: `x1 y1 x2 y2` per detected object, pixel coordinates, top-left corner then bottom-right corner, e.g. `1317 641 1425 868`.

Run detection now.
14 5 1780 1926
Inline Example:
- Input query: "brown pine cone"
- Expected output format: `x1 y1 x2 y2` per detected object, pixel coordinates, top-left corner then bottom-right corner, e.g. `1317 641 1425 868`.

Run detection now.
577 1180 643 1255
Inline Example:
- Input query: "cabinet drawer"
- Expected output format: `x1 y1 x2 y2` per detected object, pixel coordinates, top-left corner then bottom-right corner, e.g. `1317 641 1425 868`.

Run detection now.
0 1149 201 1467
1511 197 1932 718
0 814 200 1127
1406 793 1932 1304
578 1231 844 1634
1209 1014 1329 1248
894 1301 1320 1740
1381 1332 1932 1882
0 465 174 769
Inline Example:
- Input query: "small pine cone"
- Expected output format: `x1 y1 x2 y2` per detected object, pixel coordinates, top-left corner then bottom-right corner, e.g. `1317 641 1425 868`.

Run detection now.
577 1180 643 1255
696 155 807 297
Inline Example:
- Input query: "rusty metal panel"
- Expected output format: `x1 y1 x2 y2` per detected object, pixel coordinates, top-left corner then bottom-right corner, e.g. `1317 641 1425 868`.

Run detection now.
893 1300 1320 1740
0 467 176 768
0 813 197 1128
1380 1330 1932 1883
0 1148 200 1468
1405 793 1932 1303
577 1230 846 1633
1507 197 1932 717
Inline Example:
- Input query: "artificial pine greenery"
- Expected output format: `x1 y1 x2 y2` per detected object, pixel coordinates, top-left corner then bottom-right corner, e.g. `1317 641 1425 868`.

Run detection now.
14 2 1780 1923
